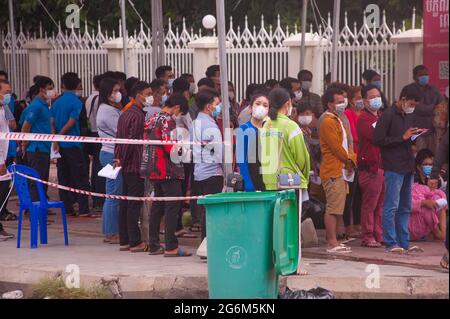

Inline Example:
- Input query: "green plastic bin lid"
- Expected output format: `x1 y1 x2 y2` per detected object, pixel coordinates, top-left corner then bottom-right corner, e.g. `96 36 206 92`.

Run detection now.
273 190 299 276
197 191 279 205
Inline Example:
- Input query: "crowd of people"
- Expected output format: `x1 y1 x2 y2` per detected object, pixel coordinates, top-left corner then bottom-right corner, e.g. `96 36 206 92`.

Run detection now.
0 63 448 268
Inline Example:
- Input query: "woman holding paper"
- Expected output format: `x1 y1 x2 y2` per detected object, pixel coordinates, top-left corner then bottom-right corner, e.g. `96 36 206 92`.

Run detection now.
409 149 447 241
97 78 123 244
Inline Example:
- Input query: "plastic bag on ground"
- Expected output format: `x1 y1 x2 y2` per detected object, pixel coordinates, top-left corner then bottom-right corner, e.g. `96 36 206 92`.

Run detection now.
279 287 335 299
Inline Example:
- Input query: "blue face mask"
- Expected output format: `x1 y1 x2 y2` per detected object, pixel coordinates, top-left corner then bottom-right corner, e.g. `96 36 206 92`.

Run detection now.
422 165 433 177
369 97 383 111
161 94 168 106
372 80 382 89
418 75 430 86
168 79 175 89
2 93 11 105
212 103 222 118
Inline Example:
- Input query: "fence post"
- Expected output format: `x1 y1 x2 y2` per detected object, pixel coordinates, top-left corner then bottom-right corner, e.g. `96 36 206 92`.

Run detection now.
284 33 325 95
188 36 219 84
391 29 423 100
23 39 51 86
103 37 140 77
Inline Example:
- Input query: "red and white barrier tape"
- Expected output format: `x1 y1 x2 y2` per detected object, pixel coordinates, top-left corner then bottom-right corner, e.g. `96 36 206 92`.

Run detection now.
0 132 225 146
11 171 205 202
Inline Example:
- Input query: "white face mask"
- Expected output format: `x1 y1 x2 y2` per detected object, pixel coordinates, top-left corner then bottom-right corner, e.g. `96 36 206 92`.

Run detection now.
46 89 56 100
143 95 154 107
343 97 349 108
294 90 303 100
113 91 122 104
287 103 294 117
229 91 235 101
252 104 268 120
298 115 313 126
402 103 415 114
189 83 197 95
301 81 312 91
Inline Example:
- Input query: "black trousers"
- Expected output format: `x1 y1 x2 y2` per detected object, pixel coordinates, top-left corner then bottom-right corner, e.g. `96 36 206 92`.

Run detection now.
198 176 224 240
119 173 144 247
84 135 105 208
149 179 182 252
0 158 14 216
57 147 90 214
343 175 362 228
26 151 50 202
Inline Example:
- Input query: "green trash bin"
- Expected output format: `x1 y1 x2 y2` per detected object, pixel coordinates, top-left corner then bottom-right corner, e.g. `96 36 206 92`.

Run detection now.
197 190 298 299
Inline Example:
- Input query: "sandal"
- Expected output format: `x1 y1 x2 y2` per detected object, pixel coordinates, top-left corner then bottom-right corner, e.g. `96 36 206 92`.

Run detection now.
362 241 382 248
130 242 149 253
189 224 202 233
119 245 130 251
440 253 449 270
407 246 424 253
386 246 405 254
337 234 356 244
0 212 18 221
326 245 352 254
164 248 193 257
176 229 198 238
149 246 165 255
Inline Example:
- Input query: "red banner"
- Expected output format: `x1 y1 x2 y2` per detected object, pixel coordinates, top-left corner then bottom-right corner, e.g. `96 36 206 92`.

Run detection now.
423 0 449 95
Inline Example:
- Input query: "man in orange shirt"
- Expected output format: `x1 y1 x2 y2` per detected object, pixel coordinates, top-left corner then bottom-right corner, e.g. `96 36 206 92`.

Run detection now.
319 88 357 254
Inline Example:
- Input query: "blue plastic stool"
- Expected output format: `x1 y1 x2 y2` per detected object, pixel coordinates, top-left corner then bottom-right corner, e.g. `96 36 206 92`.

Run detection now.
7 164 69 249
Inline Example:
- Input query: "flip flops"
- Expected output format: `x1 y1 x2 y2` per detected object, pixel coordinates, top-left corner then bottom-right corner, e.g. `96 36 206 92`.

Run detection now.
407 246 424 253
149 246 165 255
164 248 193 257
440 253 449 270
176 229 197 238
130 243 149 253
385 246 405 254
326 244 352 254
361 241 382 248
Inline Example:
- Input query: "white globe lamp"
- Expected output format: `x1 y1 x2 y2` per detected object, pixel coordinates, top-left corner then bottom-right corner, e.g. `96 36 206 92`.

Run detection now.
202 15 217 30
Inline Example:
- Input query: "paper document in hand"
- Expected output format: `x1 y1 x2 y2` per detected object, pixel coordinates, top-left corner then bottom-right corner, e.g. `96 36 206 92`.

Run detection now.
98 164 122 180
436 198 448 209
50 148 62 160
411 130 427 142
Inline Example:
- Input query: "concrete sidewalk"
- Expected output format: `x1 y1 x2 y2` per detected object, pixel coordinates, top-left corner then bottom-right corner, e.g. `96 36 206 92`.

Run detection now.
0 227 448 299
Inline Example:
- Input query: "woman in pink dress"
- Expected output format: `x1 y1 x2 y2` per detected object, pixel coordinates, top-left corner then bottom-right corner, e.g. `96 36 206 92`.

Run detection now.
409 149 447 241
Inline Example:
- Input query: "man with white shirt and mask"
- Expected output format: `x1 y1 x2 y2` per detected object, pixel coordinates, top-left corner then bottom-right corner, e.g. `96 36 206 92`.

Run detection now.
0 80 16 240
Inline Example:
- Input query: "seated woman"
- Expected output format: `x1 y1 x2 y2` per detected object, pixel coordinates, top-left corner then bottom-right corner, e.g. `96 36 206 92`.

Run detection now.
409 149 447 241
236 93 269 192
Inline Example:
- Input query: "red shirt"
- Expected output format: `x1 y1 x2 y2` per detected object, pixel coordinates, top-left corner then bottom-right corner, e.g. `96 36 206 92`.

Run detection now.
344 108 360 154
356 109 383 174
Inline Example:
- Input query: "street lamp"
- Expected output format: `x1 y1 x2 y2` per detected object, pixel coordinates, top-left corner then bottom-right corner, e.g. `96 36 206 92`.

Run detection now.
202 15 217 30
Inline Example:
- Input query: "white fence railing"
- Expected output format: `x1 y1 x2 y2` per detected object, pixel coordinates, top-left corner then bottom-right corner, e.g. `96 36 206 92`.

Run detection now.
1 11 421 103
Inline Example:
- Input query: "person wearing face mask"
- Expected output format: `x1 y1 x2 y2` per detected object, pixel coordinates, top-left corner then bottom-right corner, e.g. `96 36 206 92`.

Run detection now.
144 79 167 121
357 84 385 248
51 72 91 217
374 86 426 254
21 76 55 201
143 94 192 257
114 81 150 253
155 65 175 92
362 69 389 111
408 149 447 243
96 78 123 244
401 65 446 154
261 88 310 191
318 88 357 253
280 77 302 102
236 93 269 192
0 80 18 222
297 69 323 116
344 86 365 154
192 88 224 241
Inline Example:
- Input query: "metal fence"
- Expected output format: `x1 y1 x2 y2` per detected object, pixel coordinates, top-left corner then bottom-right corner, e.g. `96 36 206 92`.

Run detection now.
1 11 420 102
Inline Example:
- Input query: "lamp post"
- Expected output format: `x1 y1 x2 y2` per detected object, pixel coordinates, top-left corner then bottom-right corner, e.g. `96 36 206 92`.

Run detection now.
330 0 341 82
119 0 128 76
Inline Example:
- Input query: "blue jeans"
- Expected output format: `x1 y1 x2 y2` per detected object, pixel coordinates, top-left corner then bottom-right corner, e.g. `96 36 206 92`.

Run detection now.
383 171 413 250
99 151 123 236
